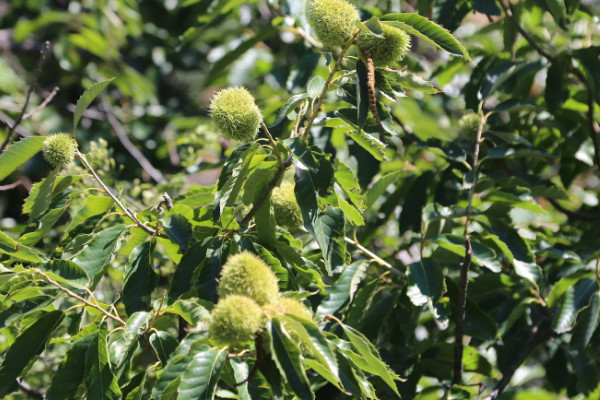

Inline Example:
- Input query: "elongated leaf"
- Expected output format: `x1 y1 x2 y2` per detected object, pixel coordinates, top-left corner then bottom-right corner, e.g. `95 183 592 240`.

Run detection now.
46 333 96 400
570 292 600 352
0 310 64 397
335 347 376 398
0 136 46 181
193 237 231 302
230 358 251 400
356 60 369 130
18 205 68 246
346 129 387 161
150 331 180 366
335 160 363 209
122 371 146 400
313 206 346 274
381 14 470 59
42 259 88 289
73 78 115 135
268 319 314 400
151 335 204 398
64 195 114 239
72 224 127 289
271 93 310 127
316 260 368 319
123 240 158 315
112 312 152 385
177 347 228 400
161 214 192 253
29 168 59 220
393 71 440 94
85 323 122 400
406 257 445 306
335 193 365 226
553 285 576 333
165 299 211 327
168 241 209 300
0 231 44 263
339 323 402 396
0 296 53 329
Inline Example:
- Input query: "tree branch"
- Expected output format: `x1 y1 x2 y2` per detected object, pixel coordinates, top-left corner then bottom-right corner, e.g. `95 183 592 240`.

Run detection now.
343 236 404 277
17 379 45 399
0 41 51 153
453 106 485 385
23 86 60 121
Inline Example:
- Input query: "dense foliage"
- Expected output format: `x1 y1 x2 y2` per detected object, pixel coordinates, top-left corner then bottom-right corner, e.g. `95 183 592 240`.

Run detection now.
1 0 600 399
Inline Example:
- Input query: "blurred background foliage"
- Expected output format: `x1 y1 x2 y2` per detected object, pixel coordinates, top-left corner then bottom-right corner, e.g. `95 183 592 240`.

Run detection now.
1 0 600 399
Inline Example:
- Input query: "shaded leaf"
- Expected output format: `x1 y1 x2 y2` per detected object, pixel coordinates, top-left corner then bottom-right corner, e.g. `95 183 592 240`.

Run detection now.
316 260 368 319
123 240 158 315
0 136 46 181
177 346 228 400
73 78 115 135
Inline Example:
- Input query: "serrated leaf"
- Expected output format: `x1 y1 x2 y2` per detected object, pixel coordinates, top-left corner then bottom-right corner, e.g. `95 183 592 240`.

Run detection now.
313 206 346 275
0 296 53 329
570 292 600 352
381 14 470 59
64 195 114 239
41 259 88 289
407 258 445 306
150 331 180 366
338 323 401 396
553 285 576 333
345 129 386 161
268 319 314 400
0 310 64 397
84 323 122 400
29 168 59 220
168 241 209 300
72 224 127 289
161 214 192 253
73 78 115 135
271 93 310 127
316 260 368 319
335 193 365 226
335 160 363 209
393 71 440 94
46 333 96 400
0 136 46 181
18 205 68 246
193 237 231 302
0 231 44 263
123 240 157 315
177 346 228 400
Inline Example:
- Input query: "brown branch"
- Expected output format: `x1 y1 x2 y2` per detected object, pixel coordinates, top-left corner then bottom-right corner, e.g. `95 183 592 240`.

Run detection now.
0 41 51 154
76 150 160 236
241 155 293 226
301 30 360 139
36 269 126 325
453 107 485 385
0 110 33 138
100 97 166 183
484 317 551 400
364 50 385 141
23 86 59 121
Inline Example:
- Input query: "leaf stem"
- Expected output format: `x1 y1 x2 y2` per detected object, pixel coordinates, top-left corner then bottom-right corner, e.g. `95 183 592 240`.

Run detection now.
453 104 486 385
36 269 126 326
343 236 404 277
75 149 159 236
301 30 360 140
261 121 283 166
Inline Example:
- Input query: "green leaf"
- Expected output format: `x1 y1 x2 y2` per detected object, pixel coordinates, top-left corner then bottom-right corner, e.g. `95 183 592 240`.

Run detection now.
230 358 251 400
164 299 211 327
150 331 180 366
316 260 369 319
308 75 326 98
346 129 387 161
41 259 89 289
0 310 64 397
123 240 158 315
570 292 600 352
0 296 53 329
546 57 567 111
151 335 205 399
356 60 370 130
406 258 446 306
0 136 46 181
381 14 470 59
193 237 231 302
335 160 363 209
338 322 401 396
335 193 365 226
72 224 127 289
271 93 310 127
168 241 209 300
393 71 440 94
29 168 59 220
268 319 314 400
177 347 228 400
64 195 114 239
0 231 44 263
161 214 192 253
46 333 96 400
84 323 122 400
121 371 146 400
113 312 152 384
73 78 115 135
313 206 346 274
18 205 68 246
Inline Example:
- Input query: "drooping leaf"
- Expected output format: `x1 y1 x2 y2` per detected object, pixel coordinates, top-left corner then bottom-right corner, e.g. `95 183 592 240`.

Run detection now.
72 224 127 289
123 240 158 315
18 205 69 246
168 240 209 300
355 60 370 130
406 257 446 306
0 136 46 181
41 259 88 289
177 346 228 400
0 296 53 329
271 93 310 127
73 78 115 135
393 71 440 94
46 333 96 400
150 331 180 366
161 214 192 253
28 168 59 220
570 292 600 352
84 323 122 400
0 310 64 397
381 13 470 59
63 195 114 240
0 231 44 263
316 260 369 319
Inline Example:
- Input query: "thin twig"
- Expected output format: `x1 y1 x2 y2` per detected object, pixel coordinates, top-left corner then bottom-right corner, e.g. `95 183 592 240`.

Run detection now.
23 86 60 120
241 155 293 226
261 121 283 165
100 96 166 183
36 269 126 325
17 379 45 399
0 110 33 138
292 27 323 49
484 316 550 400
0 41 51 154
301 30 361 140
453 105 486 385
343 236 404 277
76 150 159 236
